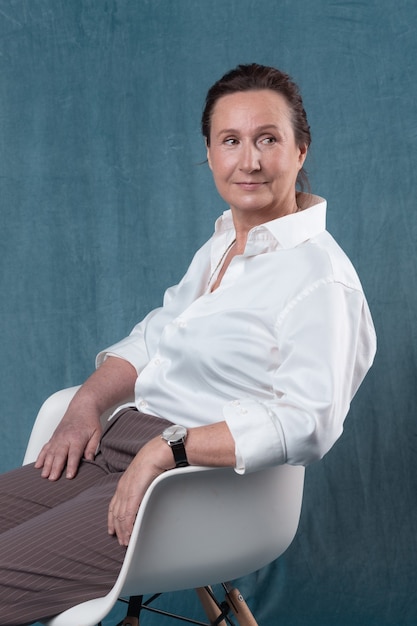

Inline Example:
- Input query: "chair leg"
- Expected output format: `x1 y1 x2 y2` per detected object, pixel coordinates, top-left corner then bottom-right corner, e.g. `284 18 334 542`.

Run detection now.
121 595 143 626
222 584 258 626
196 587 228 625
196 584 258 626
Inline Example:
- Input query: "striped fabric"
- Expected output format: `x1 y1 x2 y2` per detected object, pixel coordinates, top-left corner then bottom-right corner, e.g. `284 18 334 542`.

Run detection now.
0 409 172 625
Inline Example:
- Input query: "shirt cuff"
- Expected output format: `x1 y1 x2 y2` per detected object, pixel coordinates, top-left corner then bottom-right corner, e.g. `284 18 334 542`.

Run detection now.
95 351 129 368
95 337 149 373
223 398 287 474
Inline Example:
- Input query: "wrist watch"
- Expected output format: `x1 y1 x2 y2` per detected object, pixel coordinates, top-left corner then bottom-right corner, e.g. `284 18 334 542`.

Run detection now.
161 424 189 468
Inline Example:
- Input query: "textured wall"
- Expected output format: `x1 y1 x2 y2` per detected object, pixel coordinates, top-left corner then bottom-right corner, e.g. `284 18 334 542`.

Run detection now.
1 1 416 623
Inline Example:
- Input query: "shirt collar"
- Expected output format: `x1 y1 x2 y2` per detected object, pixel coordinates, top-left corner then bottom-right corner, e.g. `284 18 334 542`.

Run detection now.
214 193 327 253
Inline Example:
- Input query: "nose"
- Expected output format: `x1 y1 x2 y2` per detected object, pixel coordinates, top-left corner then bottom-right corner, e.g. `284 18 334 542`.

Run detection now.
239 142 261 173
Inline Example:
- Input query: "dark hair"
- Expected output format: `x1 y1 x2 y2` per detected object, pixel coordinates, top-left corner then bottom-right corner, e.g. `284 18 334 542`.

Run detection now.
201 63 311 190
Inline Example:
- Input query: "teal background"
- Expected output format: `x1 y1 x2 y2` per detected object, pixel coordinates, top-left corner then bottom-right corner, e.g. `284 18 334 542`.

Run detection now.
1 1 416 624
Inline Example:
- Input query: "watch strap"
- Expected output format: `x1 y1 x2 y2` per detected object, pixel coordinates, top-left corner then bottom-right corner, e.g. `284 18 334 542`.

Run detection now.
170 441 189 468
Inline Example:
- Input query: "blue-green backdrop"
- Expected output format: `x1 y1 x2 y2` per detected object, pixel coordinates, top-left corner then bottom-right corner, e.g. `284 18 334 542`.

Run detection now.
1 1 416 624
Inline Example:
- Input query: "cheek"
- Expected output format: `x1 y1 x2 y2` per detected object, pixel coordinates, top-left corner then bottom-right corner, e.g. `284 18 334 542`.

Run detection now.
268 151 301 176
210 153 234 180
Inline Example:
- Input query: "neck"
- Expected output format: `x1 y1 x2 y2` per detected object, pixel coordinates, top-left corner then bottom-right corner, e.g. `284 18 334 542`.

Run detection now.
231 198 300 251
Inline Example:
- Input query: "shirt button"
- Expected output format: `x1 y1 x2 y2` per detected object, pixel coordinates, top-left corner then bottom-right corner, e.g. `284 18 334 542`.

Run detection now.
138 399 148 410
154 358 161 366
230 400 240 407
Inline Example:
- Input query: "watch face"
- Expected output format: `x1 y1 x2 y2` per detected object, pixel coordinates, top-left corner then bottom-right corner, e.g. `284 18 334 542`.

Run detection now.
163 424 187 443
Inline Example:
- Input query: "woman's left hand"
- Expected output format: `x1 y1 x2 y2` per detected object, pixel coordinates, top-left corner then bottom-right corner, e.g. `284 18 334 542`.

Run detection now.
108 420 236 546
108 437 174 546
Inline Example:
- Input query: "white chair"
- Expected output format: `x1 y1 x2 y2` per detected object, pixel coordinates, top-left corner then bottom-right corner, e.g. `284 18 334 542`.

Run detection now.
23 387 305 626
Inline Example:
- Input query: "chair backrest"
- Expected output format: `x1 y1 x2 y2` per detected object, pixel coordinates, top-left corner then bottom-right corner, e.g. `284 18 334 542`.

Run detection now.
24 388 305 626
120 462 305 596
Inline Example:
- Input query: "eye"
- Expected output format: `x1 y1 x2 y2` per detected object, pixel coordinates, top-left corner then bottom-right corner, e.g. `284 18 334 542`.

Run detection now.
259 136 276 146
223 137 239 146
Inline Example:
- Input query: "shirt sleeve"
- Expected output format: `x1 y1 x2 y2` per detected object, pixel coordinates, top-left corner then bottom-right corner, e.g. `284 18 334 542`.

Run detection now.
95 240 213 372
224 279 376 473
95 282 183 372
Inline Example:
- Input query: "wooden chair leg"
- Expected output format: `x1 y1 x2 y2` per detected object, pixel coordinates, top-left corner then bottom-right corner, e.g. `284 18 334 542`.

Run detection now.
196 587 227 625
222 584 258 626
196 584 258 626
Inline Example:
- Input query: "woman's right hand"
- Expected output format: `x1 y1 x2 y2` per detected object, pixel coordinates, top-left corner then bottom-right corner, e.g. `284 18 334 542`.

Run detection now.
34 356 138 481
34 403 102 481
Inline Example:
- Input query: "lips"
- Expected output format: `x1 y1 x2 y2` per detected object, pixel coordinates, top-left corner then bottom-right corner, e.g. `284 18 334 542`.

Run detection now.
235 182 266 191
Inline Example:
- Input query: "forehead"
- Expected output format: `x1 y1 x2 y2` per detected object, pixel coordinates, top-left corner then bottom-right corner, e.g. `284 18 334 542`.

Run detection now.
210 89 293 134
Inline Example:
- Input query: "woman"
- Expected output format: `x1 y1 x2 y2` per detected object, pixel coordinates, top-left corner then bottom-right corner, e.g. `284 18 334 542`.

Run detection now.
0 63 376 624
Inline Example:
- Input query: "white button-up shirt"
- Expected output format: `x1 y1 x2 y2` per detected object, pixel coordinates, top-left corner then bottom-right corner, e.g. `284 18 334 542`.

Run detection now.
97 194 376 473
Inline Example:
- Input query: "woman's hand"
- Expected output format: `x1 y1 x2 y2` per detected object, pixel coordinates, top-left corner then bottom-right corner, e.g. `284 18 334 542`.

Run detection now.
108 436 174 546
34 356 138 481
107 421 236 546
34 405 102 481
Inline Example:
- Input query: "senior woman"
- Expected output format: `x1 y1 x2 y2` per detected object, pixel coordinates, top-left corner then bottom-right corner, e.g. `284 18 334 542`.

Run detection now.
0 63 376 625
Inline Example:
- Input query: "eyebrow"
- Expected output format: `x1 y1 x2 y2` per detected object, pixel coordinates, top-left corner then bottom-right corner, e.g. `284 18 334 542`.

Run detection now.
215 124 281 138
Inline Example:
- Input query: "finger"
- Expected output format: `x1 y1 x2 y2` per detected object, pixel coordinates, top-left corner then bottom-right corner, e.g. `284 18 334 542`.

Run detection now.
34 445 48 469
39 440 74 480
83 431 101 462
45 449 69 481
115 512 135 546
65 446 84 479
108 498 116 536
107 502 135 546
36 447 60 479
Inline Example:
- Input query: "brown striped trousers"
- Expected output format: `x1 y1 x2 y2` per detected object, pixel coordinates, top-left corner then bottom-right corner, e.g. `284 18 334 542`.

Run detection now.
0 409 172 626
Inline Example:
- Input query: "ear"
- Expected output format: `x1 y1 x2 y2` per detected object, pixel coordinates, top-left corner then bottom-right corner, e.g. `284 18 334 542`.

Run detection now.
298 143 308 169
205 139 213 170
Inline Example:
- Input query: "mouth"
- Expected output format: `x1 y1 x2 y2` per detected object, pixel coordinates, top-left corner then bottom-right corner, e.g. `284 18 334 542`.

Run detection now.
235 181 267 191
